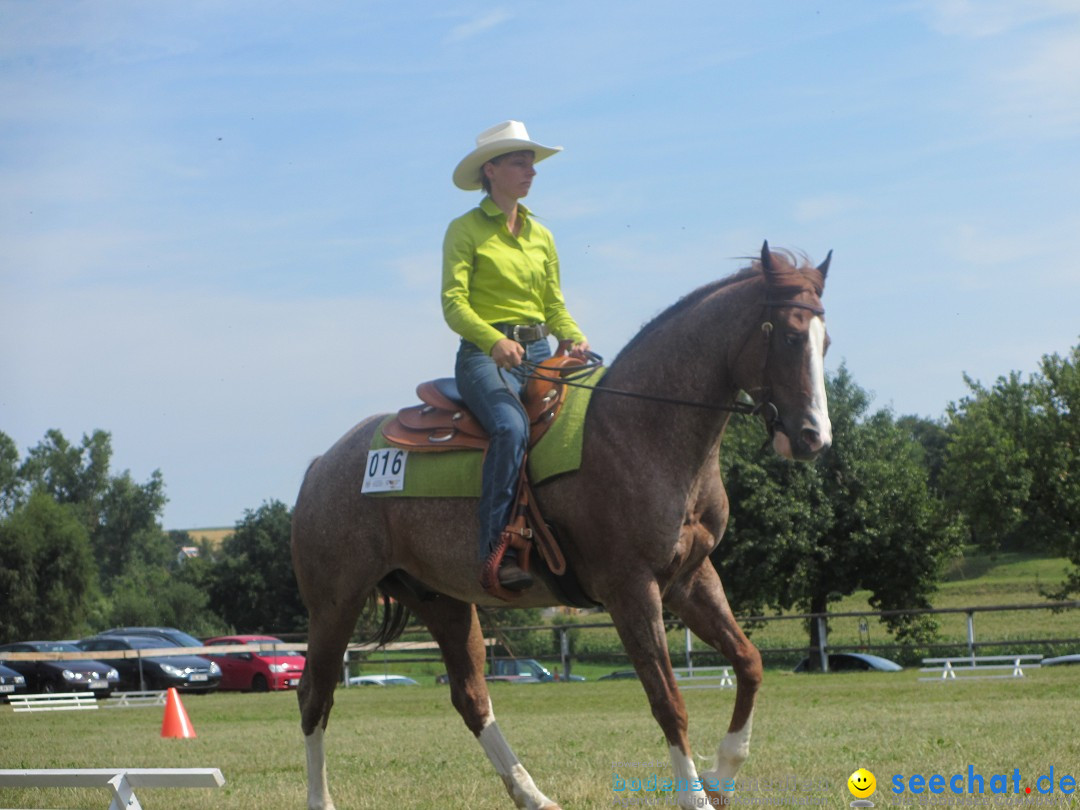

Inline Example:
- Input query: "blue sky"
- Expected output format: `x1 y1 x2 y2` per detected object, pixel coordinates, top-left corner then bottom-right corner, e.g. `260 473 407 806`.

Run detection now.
2 0 1078 529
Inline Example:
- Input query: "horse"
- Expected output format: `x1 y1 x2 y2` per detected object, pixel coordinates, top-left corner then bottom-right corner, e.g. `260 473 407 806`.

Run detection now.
291 241 832 810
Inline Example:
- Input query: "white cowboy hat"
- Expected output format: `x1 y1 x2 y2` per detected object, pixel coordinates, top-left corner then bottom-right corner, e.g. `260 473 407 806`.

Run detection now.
453 120 562 191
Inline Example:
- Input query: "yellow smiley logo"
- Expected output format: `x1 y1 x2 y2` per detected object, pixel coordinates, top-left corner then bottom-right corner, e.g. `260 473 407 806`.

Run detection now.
848 768 877 799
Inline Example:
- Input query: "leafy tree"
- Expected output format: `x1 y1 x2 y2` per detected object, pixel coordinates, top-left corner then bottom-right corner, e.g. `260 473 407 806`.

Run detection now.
943 341 1080 596
1 428 186 636
714 365 962 662
94 470 170 581
0 492 98 639
941 372 1038 551
0 432 19 515
1032 344 1080 596
105 564 222 636
897 415 950 494
17 429 112 524
14 429 171 587
208 500 307 633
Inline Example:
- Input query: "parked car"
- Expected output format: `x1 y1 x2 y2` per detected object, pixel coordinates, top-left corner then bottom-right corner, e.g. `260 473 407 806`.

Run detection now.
0 662 28 702
598 669 640 681
348 674 419 687
77 635 222 693
100 626 204 649
203 635 306 692
488 657 586 682
0 641 120 697
1041 654 1080 666
793 652 902 673
438 657 585 685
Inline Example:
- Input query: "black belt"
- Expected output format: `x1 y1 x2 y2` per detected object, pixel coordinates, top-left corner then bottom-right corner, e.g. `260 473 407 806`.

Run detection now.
493 323 550 343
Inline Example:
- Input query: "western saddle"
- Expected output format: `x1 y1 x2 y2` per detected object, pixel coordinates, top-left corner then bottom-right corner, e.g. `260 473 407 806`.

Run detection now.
380 353 587 601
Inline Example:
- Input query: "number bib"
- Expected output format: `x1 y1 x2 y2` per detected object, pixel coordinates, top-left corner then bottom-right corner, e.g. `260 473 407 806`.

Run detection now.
361 448 408 493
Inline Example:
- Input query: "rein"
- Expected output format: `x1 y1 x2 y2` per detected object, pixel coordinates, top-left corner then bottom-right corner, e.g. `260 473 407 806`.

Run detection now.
514 295 823 429
517 354 767 416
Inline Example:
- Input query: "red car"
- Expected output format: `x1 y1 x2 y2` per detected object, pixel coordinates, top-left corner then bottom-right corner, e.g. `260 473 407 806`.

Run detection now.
203 635 305 691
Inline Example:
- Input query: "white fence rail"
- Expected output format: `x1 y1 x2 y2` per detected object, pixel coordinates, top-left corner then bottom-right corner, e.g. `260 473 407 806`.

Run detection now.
918 654 1042 682
9 692 98 712
0 767 225 810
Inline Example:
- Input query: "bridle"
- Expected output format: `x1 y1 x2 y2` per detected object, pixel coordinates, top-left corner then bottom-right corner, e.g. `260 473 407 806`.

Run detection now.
514 295 826 435
749 298 827 439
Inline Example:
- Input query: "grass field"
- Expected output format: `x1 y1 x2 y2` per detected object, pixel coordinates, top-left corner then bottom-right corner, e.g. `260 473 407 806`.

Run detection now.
3 550 1076 809
2 666 1078 809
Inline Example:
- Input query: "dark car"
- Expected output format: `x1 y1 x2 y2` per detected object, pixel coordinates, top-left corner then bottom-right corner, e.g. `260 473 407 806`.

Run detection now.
0 641 120 697
1041 654 1080 666
598 669 641 681
77 635 221 693
100 626 204 649
204 635 306 692
0 662 28 702
793 652 903 673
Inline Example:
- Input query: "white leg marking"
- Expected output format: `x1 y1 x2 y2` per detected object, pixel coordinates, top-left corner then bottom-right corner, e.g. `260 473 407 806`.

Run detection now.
304 726 336 810
669 745 710 810
807 316 832 445
700 714 754 800
478 710 556 809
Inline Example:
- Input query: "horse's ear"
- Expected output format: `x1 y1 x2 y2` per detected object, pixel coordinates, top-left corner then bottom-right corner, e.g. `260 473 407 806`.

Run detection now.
817 249 832 280
760 240 775 280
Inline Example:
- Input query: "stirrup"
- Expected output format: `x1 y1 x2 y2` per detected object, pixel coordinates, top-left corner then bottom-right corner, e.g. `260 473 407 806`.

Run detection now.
480 530 533 602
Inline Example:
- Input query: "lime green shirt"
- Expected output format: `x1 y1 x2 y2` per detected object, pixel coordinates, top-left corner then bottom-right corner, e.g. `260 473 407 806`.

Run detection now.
442 196 587 354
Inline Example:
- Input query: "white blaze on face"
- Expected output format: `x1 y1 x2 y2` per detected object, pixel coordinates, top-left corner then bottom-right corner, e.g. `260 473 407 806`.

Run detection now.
808 316 831 447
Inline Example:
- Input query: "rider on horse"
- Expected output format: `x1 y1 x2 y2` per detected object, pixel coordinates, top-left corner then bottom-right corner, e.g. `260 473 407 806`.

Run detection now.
442 120 591 593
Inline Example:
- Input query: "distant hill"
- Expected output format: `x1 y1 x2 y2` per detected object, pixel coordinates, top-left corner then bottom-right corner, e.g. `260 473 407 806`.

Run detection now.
176 527 233 548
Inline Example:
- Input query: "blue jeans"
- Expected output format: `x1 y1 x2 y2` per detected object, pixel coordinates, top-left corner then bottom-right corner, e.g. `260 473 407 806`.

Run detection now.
455 337 552 561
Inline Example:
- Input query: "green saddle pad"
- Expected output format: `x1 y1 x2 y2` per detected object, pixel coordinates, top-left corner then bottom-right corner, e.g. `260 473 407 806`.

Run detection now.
364 368 606 497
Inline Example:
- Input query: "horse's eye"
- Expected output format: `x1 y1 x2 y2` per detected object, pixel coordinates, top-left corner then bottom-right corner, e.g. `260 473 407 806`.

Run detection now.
784 332 801 347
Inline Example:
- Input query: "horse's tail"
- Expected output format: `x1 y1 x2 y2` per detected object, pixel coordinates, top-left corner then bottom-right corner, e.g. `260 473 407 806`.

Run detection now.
360 587 411 647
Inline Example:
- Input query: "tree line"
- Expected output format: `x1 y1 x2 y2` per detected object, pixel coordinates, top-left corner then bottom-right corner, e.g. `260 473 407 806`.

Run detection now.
0 430 305 641
1 339 1077 648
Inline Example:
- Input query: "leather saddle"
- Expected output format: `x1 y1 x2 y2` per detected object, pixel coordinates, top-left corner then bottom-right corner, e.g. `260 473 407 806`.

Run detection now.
381 354 585 453
380 352 589 602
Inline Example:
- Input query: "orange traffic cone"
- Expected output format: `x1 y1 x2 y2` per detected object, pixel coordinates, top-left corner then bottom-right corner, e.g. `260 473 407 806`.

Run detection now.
161 687 196 739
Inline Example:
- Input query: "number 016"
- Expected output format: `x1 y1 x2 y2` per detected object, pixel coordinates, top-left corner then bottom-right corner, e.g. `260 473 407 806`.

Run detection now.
361 448 408 493
369 448 404 477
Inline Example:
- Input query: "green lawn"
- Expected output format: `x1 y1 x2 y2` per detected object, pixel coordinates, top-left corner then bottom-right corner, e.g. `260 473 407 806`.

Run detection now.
4 550 1075 808
2 668 1078 808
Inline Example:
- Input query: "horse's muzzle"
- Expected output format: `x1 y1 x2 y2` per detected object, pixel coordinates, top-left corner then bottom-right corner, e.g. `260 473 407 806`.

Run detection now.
772 418 831 461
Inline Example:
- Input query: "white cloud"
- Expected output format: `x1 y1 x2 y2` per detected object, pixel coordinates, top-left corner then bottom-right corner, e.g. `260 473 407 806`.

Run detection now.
445 9 512 44
916 0 1078 37
911 2 1080 138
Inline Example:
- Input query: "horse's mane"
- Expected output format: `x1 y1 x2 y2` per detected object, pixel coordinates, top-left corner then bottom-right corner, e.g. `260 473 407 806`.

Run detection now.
611 251 823 367
612 266 759 364
760 249 825 300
